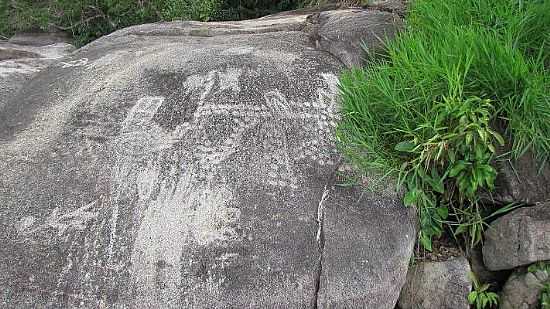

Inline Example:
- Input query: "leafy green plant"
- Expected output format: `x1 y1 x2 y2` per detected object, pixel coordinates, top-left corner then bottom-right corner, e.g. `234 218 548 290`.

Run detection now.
541 282 550 309
468 272 499 309
394 82 504 250
337 0 550 251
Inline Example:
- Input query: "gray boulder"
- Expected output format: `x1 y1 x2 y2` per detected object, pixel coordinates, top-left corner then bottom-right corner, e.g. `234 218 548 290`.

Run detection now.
309 9 402 67
500 269 549 309
0 9 413 309
492 149 550 204
398 256 472 309
483 203 550 271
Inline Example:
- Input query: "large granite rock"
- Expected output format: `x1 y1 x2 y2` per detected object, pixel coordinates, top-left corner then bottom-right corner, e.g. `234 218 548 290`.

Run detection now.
483 203 550 271
398 256 472 309
0 9 412 309
500 269 549 309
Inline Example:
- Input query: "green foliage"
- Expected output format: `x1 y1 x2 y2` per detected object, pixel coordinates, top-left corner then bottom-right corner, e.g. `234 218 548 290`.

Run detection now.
528 261 550 274
453 202 523 248
337 0 550 251
468 272 499 309
541 282 550 309
1 0 223 45
217 0 302 20
0 0 9 39
0 0 305 45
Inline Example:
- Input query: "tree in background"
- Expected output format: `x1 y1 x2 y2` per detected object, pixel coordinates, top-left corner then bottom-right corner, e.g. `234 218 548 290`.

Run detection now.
0 0 306 45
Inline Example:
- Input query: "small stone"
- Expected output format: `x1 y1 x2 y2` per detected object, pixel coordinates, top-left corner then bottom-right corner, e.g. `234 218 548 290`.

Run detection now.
483 203 550 271
500 269 549 309
398 256 472 309
492 148 550 204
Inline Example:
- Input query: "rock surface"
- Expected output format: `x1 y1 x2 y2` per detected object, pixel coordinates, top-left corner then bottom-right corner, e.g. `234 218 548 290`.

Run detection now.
469 246 511 287
309 9 402 67
398 256 472 309
492 149 550 204
368 0 408 16
0 9 413 308
8 31 72 46
483 203 550 271
500 269 549 309
317 180 416 309
0 40 74 110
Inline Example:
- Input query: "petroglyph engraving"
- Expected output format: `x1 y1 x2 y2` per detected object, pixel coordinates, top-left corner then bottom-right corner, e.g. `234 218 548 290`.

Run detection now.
105 68 340 306
60 57 88 68
221 46 255 56
21 200 99 236
0 60 44 77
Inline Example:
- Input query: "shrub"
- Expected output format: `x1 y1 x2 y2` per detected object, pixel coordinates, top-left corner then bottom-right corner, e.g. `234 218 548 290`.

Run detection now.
337 0 549 250
0 0 305 46
1 0 222 45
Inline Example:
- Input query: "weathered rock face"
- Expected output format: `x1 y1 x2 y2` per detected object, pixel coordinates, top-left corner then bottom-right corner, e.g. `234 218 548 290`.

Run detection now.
398 256 472 309
0 8 413 309
500 269 549 309
483 203 550 271
469 246 511 287
492 149 550 204
0 40 74 110
309 9 402 67
317 180 416 309
368 0 408 16
8 31 72 46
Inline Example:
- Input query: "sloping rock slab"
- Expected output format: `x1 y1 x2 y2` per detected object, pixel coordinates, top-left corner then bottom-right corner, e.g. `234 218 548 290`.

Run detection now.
0 42 74 110
0 10 411 309
317 184 416 308
483 203 550 271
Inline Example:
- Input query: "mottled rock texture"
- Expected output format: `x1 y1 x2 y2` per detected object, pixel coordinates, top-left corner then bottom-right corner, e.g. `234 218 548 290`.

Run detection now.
483 203 550 271
368 0 408 16
468 246 511 287
309 9 402 67
317 182 416 309
492 149 550 205
0 39 74 110
0 7 413 309
500 269 549 309
398 256 472 309
8 31 72 46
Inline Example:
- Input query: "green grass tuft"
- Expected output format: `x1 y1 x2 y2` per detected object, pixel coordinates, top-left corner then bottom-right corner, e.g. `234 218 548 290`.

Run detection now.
337 0 550 250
